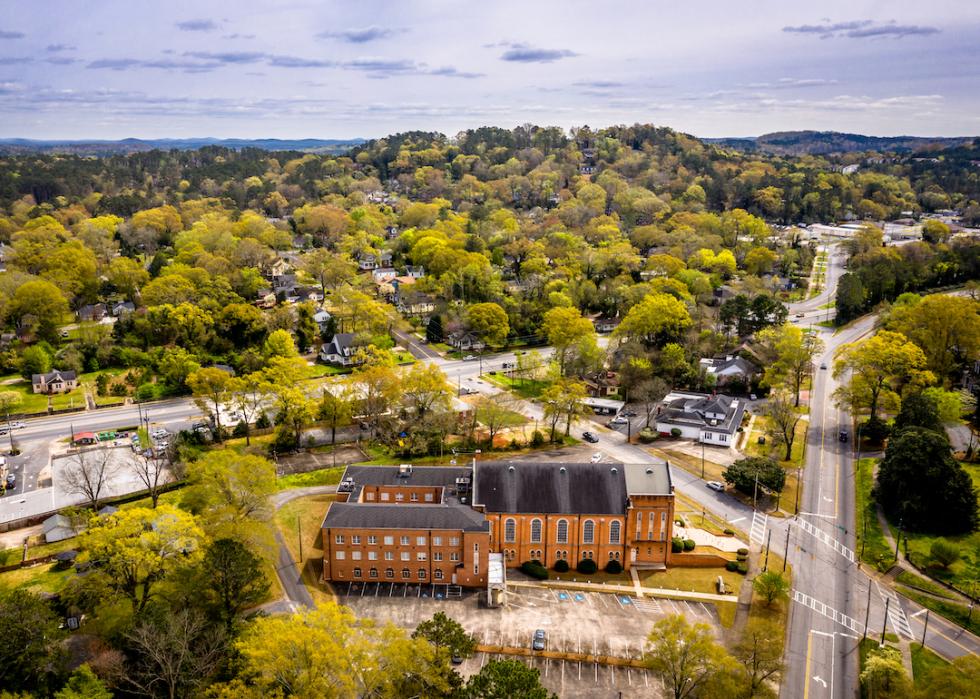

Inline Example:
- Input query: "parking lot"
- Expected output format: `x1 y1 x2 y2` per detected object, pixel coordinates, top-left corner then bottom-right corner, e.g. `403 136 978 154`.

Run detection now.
338 582 725 698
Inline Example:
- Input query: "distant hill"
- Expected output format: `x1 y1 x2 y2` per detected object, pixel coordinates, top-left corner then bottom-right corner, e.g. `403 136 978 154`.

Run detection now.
0 137 367 155
704 131 976 155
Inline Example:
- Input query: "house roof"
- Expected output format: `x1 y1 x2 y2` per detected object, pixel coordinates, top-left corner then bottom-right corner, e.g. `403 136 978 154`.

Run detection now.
658 391 746 435
73 432 96 441
700 356 758 376
322 502 488 532
33 370 77 383
341 465 470 489
326 333 354 353
623 462 672 496
474 461 631 515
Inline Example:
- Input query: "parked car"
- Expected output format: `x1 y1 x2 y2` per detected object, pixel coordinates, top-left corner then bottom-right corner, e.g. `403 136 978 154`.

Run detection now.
532 629 547 651
582 431 599 443
820 363 827 370
622 409 637 417
151 428 168 439
590 452 603 463
608 415 628 426
5 473 15 489
838 430 849 442
706 481 725 492
450 655 464 665
462 354 476 361
795 312 805 318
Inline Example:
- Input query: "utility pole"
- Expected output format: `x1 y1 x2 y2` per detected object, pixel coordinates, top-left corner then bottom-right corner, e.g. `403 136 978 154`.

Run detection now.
783 526 791 572
881 597 890 645
794 464 802 515
894 518 903 562
4 406 13 454
863 581 873 640
298 517 303 562
763 529 772 571
921 610 929 647
700 441 705 480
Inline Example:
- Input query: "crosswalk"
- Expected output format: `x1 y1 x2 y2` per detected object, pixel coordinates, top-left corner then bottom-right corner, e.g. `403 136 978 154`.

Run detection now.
632 597 663 614
876 582 914 639
792 589 865 636
750 511 768 546
796 517 855 563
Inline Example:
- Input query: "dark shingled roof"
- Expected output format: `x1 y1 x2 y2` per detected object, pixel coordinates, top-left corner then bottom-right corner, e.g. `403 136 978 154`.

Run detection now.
342 465 470 488
322 503 488 531
475 461 628 515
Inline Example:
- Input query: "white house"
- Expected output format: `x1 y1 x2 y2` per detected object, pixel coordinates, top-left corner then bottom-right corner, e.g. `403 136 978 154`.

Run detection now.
699 356 759 386
319 333 362 367
655 391 746 446
372 267 398 283
32 370 78 395
313 309 332 330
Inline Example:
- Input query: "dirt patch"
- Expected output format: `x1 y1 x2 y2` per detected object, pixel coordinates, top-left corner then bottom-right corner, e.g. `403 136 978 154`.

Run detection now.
276 445 368 476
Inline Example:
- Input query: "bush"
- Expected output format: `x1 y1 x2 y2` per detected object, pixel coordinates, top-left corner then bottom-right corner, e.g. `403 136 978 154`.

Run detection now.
605 560 622 574
725 560 739 572
232 421 248 438
530 430 545 447
736 562 748 574
671 537 684 553
683 539 696 552
521 561 549 580
553 559 569 573
930 540 960 569
255 412 271 429
638 428 658 443
723 528 735 536
670 428 682 438
737 552 748 562
576 558 598 575
737 548 749 556
862 416 891 445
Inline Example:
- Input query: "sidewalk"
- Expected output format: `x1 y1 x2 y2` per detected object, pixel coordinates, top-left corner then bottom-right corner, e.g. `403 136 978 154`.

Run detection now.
507 579 736 604
673 524 747 553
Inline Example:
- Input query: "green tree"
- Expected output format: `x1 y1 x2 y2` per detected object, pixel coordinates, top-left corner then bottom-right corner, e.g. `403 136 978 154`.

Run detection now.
887 295 980 382
732 619 784 698
54 664 111 699
80 505 206 614
319 384 353 446
0 589 65 694
295 302 319 353
876 427 978 534
613 292 692 347
929 540 960 569
835 272 866 324
464 659 556 699
833 331 934 423
412 611 477 660
466 302 509 347
541 306 596 376
764 391 803 461
644 615 740 699
427 314 444 343
263 328 298 358
893 391 944 435
8 279 69 342
540 378 587 440
921 219 951 244
860 645 911 699
156 347 202 392
106 256 149 300
401 362 452 418
200 538 271 631
226 373 266 447
760 324 824 407
752 571 790 607
187 367 233 442
722 457 786 499
20 344 52 379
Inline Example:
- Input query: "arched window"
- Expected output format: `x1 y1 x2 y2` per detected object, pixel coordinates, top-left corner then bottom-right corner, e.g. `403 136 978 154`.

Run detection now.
609 521 621 544
401 568 410 579
504 518 516 543
556 519 569 544
582 520 595 544
530 519 543 543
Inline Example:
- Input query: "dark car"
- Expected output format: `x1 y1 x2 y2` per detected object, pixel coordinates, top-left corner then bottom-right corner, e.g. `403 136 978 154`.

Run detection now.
4 473 14 490
451 655 464 665
838 430 849 442
622 409 637 417
582 431 599 443
532 629 546 651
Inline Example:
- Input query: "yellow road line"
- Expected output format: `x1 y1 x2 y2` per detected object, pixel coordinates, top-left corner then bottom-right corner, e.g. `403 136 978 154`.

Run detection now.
803 630 814 699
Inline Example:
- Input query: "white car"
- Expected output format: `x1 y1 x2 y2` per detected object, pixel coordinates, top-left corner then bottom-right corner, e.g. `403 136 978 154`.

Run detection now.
590 452 603 463
608 415 628 426
706 481 725 492
10 421 24 429
151 429 168 439
462 354 477 361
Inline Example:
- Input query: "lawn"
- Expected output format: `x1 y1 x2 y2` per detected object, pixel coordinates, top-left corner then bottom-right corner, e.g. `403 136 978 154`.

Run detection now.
274 493 336 605
483 373 550 400
898 587 980 638
895 570 957 600
276 465 346 490
855 458 894 572
0 376 51 414
0 561 76 595
640 566 744 597
910 642 947 683
674 491 744 538
742 414 808 515
78 369 128 407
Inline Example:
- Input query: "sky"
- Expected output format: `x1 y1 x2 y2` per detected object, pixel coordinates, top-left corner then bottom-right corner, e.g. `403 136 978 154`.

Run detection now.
1 0 978 140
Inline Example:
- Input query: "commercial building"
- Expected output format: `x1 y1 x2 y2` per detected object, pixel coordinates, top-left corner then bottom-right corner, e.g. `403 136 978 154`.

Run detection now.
321 459 675 589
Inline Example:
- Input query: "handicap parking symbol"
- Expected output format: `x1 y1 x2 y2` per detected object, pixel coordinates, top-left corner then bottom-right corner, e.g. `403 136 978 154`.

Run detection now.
557 591 570 601
618 596 633 606
574 593 585 603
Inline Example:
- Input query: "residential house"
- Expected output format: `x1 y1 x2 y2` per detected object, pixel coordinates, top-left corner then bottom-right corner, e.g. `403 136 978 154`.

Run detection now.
42 514 77 543
267 257 293 283
385 225 400 239
372 267 398 284
111 301 136 318
698 356 759 387
396 291 436 317
77 303 107 323
405 265 425 279
319 333 363 367
448 331 485 352
295 287 324 304
313 309 333 332
358 254 380 271
272 273 298 293
593 315 621 334
32 370 78 395
654 391 746 446
582 371 620 398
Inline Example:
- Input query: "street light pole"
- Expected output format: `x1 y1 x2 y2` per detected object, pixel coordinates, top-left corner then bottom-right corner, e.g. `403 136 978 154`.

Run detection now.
700 442 705 480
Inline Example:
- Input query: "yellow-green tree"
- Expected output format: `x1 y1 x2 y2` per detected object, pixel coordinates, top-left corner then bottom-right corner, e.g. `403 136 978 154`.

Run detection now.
859 645 911 699
80 505 205 614
759 324 824 406
614 293 691 347
886 295 980 382
645 614 743 699
541 306 596 377
541 378 587 440
188 367 233 441
400 362 452 418
228 602 451 699
833 330 934 422
466 302 510 347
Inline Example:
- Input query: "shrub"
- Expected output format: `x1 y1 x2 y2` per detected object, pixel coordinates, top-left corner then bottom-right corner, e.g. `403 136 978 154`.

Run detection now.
576 558 598 575
638 428 658 443
605 560 622 574
683 539 696 552
232 421 248 438
521 561 549 580
737 548 749 556
530 430 545 447
736 562 748 574
255 412 271 429
723 528 735 536
671 537 684 553
725 560 739 572
930 540 960 569
736 551 748 562
670 428 682 438
862 415 891 445
553 559 569 573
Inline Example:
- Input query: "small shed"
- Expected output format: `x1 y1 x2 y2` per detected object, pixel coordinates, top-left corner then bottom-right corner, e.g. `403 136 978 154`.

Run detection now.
42 514 77 543
72 432 98 445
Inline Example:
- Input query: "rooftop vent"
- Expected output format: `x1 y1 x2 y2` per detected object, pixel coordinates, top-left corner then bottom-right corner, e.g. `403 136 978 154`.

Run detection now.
559 467 566 473
646 468 653 474
398 464 412 478
610 467 618 474
508 466 515 472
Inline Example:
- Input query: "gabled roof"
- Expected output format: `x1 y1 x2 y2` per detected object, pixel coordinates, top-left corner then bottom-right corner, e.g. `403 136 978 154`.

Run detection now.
323 502 488 532
475 461 630 515
33 369 77 383
324 333 355 354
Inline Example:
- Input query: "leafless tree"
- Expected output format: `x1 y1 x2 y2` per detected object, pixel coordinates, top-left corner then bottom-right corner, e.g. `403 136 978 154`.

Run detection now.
130 449 172 509
62 446 118 510
635 377 670 428
126 608 227 699
473 392 518 448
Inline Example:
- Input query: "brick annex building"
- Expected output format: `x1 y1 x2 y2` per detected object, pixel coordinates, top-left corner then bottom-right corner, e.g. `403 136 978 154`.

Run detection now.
321 460 675 589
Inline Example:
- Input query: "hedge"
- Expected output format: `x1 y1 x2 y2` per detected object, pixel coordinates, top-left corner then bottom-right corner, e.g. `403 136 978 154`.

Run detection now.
521 561 549 580
725 560 739 572
553 559 569 573
671 537 684 553
683 539 696 552
605 560 623 574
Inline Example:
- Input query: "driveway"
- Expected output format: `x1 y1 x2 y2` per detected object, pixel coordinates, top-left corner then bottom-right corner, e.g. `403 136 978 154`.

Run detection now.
271 485 337 607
